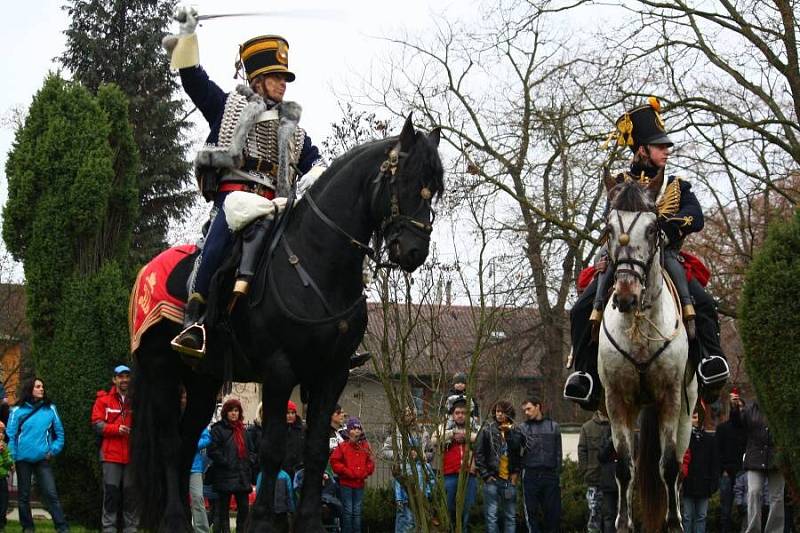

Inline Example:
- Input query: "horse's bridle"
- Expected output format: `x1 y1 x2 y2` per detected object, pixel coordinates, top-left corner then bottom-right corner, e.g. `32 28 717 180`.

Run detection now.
369 141 434 241
609 209 661 305
304 140 435 264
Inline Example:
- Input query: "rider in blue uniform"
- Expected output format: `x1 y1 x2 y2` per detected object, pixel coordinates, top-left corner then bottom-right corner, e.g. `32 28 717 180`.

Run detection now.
564 99 730 409
165 7 324 356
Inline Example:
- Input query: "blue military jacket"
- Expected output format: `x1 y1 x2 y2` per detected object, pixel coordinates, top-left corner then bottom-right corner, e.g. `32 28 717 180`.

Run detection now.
179 65 322 175
620 163 704 245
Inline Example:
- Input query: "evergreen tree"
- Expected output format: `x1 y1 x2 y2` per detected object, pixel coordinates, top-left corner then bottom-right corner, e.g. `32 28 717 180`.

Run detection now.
3 75 139 524
740 209 800 494
59 0 194 262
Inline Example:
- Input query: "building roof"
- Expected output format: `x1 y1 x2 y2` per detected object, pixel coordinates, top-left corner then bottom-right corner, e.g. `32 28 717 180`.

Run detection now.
361 302 545 379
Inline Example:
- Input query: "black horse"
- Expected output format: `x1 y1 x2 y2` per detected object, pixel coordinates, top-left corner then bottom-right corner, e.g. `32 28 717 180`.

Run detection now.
130 117 444 532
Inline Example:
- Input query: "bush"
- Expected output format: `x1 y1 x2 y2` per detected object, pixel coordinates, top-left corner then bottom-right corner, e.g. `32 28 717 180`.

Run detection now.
740 208 800 494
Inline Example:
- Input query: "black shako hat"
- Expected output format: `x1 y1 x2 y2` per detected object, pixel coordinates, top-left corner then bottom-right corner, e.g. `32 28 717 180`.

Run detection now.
238 35 296 82
615 97 673 151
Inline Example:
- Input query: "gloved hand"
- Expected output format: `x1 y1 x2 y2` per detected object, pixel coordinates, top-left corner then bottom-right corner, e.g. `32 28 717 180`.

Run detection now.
164 5 200 69
173 5 199 35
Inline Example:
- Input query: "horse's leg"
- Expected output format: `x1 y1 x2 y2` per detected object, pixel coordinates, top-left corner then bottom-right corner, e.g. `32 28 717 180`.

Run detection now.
659 387 684 533
131 328 191 532
605 394 635 533
179 368 222 507
294 364 349 533
248 350 297 533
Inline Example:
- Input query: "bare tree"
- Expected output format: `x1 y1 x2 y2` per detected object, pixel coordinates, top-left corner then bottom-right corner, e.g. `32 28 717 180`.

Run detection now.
349 1 624 415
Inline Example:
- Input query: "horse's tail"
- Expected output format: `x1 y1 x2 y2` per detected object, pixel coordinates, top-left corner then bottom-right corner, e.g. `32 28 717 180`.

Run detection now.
130 327 179 529
637 404 666 531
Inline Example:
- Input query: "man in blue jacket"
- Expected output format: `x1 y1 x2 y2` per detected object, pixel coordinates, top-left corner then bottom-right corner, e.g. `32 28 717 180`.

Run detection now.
165 7 325 355
518 398 561 533
564 98 729 408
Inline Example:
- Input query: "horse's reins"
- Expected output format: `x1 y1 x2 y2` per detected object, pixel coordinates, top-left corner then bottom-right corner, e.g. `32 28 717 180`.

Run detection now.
262 140 435 322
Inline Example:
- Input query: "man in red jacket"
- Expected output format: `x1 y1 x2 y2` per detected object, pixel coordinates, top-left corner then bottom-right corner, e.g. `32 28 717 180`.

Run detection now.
91 365 138 533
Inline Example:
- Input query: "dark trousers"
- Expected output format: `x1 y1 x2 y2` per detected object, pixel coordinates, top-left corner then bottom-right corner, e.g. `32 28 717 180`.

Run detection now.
213 491 249 533
190 192 234 298
16 460 69 532
0 474 7 528
601 490 618 532
522 469 560 533
102 461 138 533
570 267 724 386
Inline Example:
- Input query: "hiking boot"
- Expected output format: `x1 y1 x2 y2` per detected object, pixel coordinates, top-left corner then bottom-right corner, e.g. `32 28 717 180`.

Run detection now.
171 293 207 357
563 371 594 403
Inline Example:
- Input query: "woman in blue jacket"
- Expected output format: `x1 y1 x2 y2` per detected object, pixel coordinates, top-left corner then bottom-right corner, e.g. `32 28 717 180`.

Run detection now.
6 377 68 532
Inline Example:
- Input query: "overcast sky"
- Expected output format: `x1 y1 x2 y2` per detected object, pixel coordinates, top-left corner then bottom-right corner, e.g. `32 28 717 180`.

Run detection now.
0 0 480 278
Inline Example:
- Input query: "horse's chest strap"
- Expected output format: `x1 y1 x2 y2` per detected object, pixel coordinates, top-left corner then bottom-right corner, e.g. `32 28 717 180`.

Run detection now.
281 237 334 316
602 319 674 373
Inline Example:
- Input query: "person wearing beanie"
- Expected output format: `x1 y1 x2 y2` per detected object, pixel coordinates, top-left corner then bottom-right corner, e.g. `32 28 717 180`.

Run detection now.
330 416 374 533
208 398 252 533
442 372 480 420
283 400 305 480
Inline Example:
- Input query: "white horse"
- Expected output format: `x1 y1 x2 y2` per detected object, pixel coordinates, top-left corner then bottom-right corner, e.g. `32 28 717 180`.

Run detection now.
597 171 697 532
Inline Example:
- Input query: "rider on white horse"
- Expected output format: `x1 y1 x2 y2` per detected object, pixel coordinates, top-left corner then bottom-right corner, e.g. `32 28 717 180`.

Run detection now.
564 98 730 408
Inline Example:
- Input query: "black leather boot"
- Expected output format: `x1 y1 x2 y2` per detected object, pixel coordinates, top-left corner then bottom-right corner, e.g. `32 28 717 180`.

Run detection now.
171 293 207 357
563 371 595 403
233 218 273 297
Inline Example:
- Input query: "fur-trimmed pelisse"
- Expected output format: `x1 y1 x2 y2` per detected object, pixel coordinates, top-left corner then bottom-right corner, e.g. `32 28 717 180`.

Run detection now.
194 85 304 194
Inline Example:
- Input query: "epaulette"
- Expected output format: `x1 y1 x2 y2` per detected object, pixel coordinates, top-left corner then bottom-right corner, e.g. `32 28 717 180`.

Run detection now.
657 177 681 216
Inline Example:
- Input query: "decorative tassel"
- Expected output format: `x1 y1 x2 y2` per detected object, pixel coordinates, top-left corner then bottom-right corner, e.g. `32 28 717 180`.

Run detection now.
617 113 634 146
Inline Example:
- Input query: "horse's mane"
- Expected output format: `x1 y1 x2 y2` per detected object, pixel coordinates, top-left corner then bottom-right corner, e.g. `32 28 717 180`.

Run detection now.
307 132 445 200
610 179 655 212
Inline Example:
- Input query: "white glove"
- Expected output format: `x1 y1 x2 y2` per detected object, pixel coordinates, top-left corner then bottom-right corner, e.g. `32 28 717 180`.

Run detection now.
296 166 326 198
165 6 200 69
173 6 199 35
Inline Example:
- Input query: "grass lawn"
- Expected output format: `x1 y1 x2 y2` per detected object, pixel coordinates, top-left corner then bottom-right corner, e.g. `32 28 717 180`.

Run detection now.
2 521 99 532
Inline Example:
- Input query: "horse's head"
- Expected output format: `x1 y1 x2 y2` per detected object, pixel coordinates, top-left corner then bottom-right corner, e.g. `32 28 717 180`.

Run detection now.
603 169 664 312
373 115 445 271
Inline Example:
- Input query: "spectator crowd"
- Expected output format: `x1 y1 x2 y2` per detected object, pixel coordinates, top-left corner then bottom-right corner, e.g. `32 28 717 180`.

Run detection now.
0 368 792 533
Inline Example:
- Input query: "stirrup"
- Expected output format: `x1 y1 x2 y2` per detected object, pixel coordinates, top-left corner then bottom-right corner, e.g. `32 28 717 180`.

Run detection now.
170 323 207 358
698 355 729 385
563 371 594 402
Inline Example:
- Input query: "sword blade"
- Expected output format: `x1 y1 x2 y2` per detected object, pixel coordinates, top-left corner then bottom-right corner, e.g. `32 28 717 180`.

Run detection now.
197 9 341 21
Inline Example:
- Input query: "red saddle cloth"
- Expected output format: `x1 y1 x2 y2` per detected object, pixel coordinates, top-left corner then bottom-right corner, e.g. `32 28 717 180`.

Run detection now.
575 251 710 293
129 244 197 353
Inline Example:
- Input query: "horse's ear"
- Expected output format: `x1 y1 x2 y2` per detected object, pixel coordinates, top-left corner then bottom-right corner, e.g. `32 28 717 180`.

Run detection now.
603 166 617 193
428 127 441 147
647 168 665 200
399 113 415 152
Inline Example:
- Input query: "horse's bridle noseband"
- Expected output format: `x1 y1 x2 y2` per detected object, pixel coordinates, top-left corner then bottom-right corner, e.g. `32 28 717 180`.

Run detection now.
610 209 661 301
